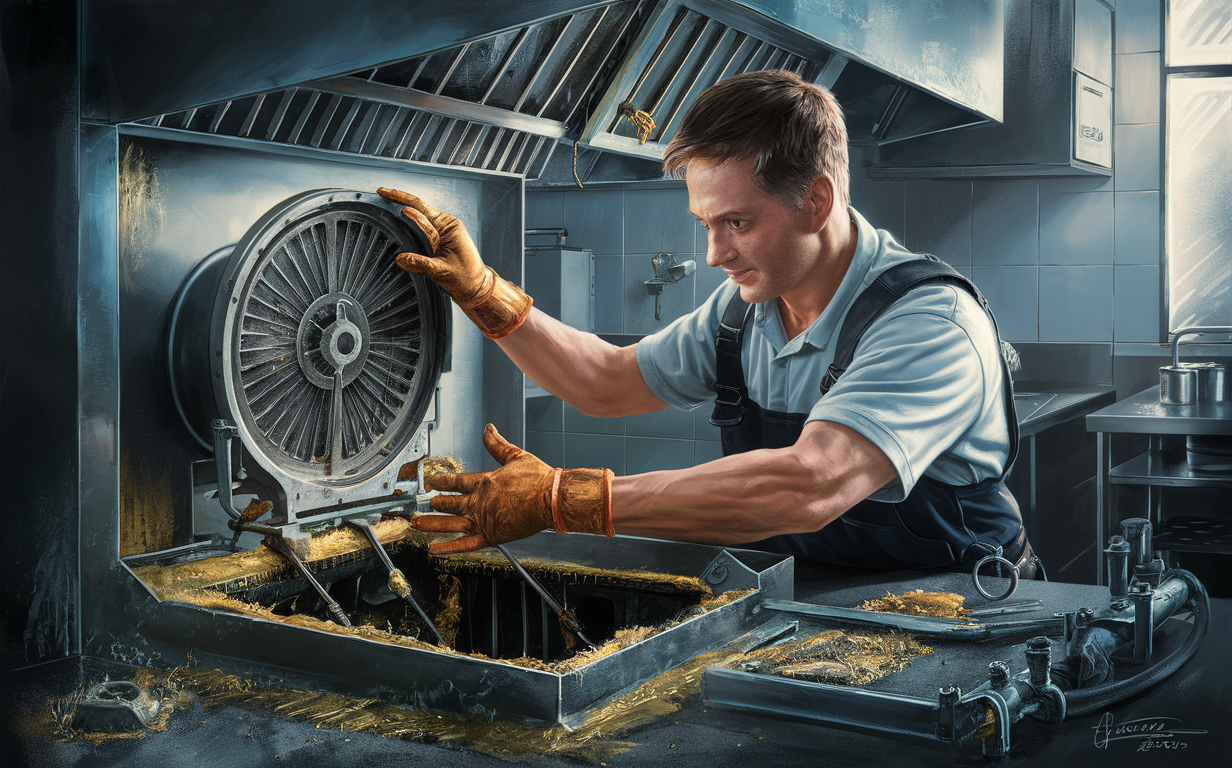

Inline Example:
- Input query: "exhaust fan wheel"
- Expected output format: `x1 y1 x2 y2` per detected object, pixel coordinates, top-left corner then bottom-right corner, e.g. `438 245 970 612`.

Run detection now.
209 189 448 492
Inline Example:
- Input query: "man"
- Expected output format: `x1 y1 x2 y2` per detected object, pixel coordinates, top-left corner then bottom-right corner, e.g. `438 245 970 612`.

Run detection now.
381 70 1033 576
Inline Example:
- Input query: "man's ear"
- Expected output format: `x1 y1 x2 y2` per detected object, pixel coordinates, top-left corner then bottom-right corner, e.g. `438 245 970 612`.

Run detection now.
804 175 836 232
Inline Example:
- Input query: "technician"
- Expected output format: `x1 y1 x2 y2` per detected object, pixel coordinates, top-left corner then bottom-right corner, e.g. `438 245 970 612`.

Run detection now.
380 70 1035 576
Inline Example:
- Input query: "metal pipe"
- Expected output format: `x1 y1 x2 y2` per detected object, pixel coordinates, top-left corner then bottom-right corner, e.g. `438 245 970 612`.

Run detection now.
1104 536 1130 598
1131 582 1154 664
348 518 448 647
1170 325 1232 366
1064 571 1207 716
1121 517 1152 568
490 578 499 657
264 536 351 627
524 227 568 247
494 544 595 650
520 582 529 658
211 420 244 522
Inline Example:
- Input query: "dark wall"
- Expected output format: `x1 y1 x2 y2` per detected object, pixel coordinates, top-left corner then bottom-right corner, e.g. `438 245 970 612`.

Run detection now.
1 0 81 669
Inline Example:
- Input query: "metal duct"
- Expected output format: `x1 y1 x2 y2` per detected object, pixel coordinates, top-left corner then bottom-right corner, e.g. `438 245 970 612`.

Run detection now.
140 86 563 178
579 0 834 159
136 1 649 179
125 1 1005 181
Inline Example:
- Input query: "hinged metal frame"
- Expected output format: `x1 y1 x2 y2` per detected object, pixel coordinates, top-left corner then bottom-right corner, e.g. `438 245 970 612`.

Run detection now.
208 189 449 534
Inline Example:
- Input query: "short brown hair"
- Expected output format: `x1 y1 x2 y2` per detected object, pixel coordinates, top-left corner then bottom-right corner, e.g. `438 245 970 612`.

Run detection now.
662 70 849 211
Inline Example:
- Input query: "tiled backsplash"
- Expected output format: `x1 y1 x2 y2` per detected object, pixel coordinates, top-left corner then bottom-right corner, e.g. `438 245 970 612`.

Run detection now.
523 0 1169 475
525 181 724 473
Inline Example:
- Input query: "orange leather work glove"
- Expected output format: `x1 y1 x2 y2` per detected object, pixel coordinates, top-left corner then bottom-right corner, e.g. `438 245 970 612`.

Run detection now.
378 187 532 339
412 424 615 554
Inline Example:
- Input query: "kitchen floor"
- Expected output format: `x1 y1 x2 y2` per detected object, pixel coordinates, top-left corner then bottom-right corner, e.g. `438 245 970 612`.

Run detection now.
6 568 1228 768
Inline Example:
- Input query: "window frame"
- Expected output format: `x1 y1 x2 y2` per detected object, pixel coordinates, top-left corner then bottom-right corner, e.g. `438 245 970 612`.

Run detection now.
1162 0 1232 336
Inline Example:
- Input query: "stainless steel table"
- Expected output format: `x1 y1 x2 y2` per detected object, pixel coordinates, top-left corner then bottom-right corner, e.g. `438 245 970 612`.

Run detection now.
1086 384 1232 583
1011 384 1116 582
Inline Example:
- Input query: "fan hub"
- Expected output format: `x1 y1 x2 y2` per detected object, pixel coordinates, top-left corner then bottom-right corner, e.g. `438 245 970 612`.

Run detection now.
298 292 370 386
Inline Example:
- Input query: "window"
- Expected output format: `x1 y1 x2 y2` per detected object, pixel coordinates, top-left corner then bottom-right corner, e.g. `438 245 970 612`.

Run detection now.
1164 0 1232 331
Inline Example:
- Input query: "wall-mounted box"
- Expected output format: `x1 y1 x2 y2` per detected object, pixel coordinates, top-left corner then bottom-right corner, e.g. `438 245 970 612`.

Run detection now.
524 247 595 332
870 0 1114 179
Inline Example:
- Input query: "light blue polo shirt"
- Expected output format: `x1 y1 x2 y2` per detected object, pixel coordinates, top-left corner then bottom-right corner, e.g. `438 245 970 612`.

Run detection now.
636 208 1011 503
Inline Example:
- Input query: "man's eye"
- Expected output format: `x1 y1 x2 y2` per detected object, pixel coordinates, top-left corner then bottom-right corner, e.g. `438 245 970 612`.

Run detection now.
729 220 747 230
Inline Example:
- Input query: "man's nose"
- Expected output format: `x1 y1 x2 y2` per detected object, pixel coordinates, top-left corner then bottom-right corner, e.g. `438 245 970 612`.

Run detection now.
705 232 734 267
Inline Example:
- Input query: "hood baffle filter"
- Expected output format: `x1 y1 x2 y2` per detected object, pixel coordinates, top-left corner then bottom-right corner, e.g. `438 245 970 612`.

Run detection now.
170 189 449 535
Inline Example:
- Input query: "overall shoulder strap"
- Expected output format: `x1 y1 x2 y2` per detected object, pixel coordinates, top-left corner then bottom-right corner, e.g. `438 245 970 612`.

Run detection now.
710 292 754 427
820 255 1020 475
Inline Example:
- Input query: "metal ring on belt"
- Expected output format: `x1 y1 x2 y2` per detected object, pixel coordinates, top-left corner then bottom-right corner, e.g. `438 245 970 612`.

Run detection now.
972 554 1020 601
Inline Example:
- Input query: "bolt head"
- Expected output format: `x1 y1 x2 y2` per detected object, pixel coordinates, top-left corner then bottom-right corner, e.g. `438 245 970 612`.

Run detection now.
988 661 1010 687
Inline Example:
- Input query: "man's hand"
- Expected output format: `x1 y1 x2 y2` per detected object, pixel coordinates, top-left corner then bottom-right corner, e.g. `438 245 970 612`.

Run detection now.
378 187 532 339
413 424 614 554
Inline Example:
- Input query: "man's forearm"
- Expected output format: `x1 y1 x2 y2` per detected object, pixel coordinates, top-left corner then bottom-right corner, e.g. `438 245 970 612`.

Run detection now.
611 421 897 545
496 308 665 417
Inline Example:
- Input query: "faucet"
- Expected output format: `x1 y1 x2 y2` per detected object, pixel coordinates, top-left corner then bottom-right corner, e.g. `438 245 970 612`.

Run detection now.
644 253 696 320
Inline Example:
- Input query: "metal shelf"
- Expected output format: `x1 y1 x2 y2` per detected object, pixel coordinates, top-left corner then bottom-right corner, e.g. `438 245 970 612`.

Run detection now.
1109 450 1232 488
1153 516 1232 556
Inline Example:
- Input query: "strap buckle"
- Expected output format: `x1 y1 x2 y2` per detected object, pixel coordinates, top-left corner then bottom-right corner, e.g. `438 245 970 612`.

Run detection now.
819 363 845 395
712 383 744 408
716 328 743 355
711 384 746 427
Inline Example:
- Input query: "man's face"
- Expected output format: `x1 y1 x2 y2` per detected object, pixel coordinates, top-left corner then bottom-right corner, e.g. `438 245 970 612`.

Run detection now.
686 155 821 305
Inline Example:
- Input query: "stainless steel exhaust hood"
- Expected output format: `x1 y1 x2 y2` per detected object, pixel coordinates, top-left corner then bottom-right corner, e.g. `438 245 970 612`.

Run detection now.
90 0 1006 184
870 0 1115 179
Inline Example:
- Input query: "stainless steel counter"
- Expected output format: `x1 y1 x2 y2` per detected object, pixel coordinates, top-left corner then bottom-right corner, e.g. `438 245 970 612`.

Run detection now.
1016 384 1116 437
1086 384 1231 586
1086 384 1232 436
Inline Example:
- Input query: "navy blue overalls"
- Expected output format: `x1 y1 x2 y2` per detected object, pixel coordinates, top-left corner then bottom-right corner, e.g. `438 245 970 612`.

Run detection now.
711 256 1034 573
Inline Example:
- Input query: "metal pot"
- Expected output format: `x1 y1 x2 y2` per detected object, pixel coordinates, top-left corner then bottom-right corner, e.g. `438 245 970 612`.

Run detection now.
1159 326 1232 405
1189 361 1227 404
1159 365 1197 405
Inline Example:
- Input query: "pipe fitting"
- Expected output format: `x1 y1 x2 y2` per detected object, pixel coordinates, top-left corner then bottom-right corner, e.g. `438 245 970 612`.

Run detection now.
1025 636 1052 688
1130 581 1155 664
988 660 1011 689
1120 518 1153 567
1105 535 1130 598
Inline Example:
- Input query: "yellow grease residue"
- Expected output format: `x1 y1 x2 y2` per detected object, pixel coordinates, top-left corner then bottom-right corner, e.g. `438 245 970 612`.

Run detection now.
738 628 934 686
129 519 741 674
118 141 166 294
32 618 922 758
856 589 970 619
434 573 463 646
120 452 176 558
433 549 714 599
421 455 465 491
37 584 944 758
131 518 425 597
31 651 735 759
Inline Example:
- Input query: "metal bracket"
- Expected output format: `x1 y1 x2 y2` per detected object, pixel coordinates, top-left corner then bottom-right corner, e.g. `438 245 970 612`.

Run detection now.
211 419 243 523
701 550 761 593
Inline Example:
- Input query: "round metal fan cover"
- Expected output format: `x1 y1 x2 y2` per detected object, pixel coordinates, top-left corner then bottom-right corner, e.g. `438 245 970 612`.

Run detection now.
211 189 447 487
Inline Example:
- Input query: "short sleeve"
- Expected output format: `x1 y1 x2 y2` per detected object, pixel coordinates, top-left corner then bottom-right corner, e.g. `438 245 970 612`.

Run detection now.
807 289 991 501
635 282 739 410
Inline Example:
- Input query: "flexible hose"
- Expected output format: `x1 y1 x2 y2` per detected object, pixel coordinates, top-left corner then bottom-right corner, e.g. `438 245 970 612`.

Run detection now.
1064 570 1209 717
